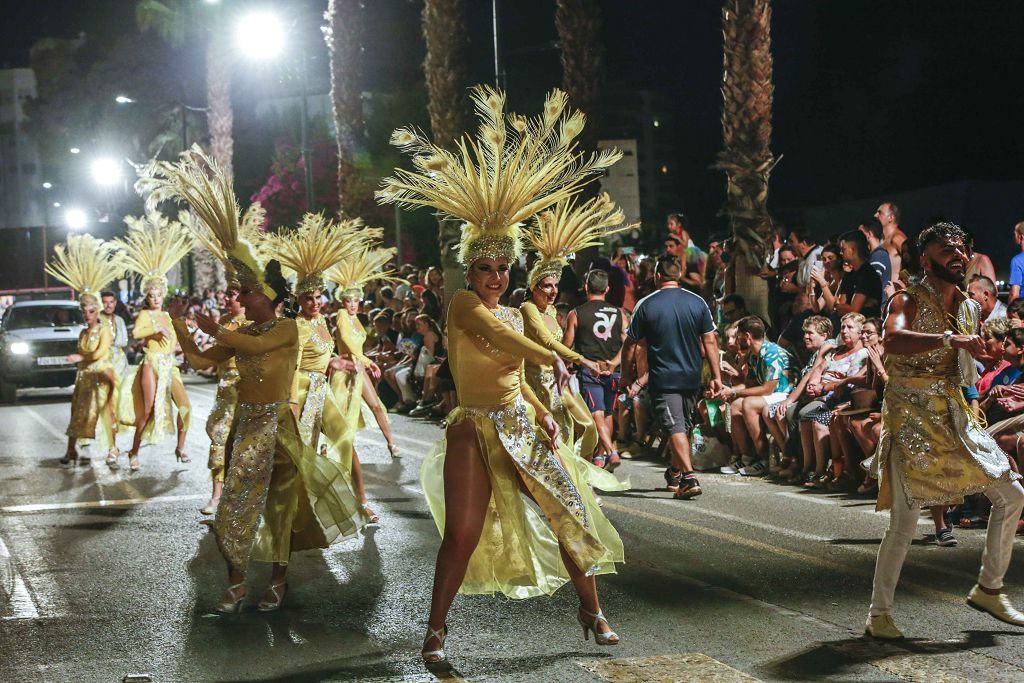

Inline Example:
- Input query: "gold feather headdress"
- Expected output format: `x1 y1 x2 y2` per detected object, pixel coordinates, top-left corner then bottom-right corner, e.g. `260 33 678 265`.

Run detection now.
376 85 623 267
265 213 365 296
525 193 637 289
45 234 125 308
116 211 193 295
135 145 273 298
327 241 400 302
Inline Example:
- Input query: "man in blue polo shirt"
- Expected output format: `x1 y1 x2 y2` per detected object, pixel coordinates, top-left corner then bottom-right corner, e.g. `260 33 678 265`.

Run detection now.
622 255 724 500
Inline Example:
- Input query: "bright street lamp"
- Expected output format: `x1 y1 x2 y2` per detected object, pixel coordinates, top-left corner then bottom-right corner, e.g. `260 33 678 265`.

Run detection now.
236 11 284 60
65 208 87 230
114 94 135 104
42 181 52 189
69 147 80 154
53 202 61 208
90 158 123 187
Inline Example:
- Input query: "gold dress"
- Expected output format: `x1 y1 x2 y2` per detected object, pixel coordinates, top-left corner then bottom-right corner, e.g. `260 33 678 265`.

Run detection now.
871 280 1016 510
188 313 247 482
295 314 354 471
122 309 191 445
330 312 378 461
66 324 115 451
519 301 627 491
100 312 129 423
422 291 624 598
174 317 363 570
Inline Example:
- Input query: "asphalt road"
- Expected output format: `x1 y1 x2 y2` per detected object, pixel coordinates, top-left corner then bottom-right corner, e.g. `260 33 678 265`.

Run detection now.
3 376 1024 682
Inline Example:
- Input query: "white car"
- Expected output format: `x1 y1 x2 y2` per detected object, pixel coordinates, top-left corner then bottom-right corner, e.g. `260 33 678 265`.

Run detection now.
0 300 84 403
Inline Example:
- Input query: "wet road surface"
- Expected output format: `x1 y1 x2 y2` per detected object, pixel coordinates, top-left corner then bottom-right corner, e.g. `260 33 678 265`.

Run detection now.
3 377 1024 682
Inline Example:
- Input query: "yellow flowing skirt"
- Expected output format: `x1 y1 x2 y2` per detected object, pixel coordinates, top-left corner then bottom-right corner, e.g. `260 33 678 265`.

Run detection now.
298 370 355 474
109 347 128 425
66 363 115 452
525 365 629 492
422 396 624 599
206 370 239 476
215 401 364 571
119 351 191 445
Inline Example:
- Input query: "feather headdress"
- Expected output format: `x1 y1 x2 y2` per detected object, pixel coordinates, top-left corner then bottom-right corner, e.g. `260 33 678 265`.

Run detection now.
327 242 400 302
265 214 365 295
376 85 622 266
525 193 636 289
45 234 125 308
116 211 193 294
135 145 272 298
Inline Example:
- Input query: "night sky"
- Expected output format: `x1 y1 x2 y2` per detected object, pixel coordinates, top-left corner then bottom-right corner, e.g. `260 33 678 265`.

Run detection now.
4 1 1024 247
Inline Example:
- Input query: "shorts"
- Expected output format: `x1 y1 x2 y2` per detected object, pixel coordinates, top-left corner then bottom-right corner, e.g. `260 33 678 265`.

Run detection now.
651 390 701 435
764 392 790 418
580 368 619 414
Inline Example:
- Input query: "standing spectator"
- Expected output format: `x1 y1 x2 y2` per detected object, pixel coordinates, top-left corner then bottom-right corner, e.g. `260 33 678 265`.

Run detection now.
564 270 629 469
859 219 892 291
964 229 996 283
721 294 748 325
875 201 907 276
719 316 793 477
1009 221 1024 304
666 213 706 293
622 255 723 500
588 256 629 309
789 226 824 289
836 231 882 317
968 277 1007 322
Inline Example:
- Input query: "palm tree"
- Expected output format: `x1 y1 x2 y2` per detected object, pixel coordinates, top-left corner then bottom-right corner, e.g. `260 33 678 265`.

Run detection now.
713 0 778 321
421 0 470 318
136 0 228 291
555 0 605 159
323 0 365 219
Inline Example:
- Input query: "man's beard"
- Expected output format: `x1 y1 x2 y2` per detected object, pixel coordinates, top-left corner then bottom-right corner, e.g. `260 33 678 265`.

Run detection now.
928 257 964 285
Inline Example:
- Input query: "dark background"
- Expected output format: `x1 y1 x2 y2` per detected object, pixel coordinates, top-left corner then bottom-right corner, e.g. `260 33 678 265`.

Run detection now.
4 0 1024 263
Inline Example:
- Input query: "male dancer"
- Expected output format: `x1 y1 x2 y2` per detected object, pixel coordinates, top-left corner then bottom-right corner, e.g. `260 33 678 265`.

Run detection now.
866 222 1024 639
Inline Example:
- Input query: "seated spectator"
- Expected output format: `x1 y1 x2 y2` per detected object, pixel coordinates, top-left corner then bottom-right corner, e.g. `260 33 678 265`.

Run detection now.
1007 298 1024 328
981 327 1024 423
968 276 1007 322
718 316 793 477
777 290 817 366
791 313 868 488
978 318 1013 396
768 315 834 480
964 229 996 283
721 294 748 325
810 244 844 319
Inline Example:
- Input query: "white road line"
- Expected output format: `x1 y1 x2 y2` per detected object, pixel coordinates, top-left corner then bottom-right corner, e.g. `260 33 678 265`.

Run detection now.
657 498 830 542
2 516 65 619
19 404 68 442
772 490 838 506
773 490 933 526
1 493 205 513
0 533 39 620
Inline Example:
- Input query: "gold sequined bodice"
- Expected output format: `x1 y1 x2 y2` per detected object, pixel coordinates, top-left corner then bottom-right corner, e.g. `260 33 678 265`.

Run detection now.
298 314 334 374
884 280 968 381
232 318 299 403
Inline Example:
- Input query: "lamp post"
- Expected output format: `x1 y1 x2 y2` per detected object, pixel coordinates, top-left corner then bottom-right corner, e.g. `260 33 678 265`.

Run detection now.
235 10 314 212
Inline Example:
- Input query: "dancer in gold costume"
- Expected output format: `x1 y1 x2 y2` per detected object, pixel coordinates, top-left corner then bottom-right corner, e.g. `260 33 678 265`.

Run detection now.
522 194 633 477
99 291 129 425
45 235 124 467
145 146 364 614
378 85 625 666
327 243 402 467
268 215 380 524
116 212 194 471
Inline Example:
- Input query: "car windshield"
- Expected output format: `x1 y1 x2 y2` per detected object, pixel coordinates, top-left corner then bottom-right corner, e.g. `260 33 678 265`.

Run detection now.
3 306 84 330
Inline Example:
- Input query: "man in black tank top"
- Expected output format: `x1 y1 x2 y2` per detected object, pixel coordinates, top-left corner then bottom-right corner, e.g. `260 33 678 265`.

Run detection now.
564 270 629 470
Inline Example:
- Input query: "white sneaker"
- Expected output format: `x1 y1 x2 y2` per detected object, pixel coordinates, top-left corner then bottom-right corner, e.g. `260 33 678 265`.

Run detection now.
720 460 743 475
739 460 769 477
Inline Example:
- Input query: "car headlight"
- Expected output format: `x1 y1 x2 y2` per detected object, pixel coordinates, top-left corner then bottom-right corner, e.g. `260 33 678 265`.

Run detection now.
9 342 29 355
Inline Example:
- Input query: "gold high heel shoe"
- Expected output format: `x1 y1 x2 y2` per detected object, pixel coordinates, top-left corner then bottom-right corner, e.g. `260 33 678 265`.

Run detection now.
421 623 449 667
128 452 141 472
387 442 401 459
361 504 380 525
578 607 619 646
215 582 247 614
256 580 287 612
175 448 191 464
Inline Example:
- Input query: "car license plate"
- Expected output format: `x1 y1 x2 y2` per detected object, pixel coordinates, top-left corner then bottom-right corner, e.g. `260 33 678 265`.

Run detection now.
37 356 70 366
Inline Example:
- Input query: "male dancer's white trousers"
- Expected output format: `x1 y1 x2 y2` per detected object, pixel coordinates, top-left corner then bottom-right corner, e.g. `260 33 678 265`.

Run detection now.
869 459 1024 616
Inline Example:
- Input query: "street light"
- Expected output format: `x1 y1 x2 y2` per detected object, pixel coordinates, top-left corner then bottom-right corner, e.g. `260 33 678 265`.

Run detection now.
69 147 80 154
65 208 87 230
53 202 61 208
236 11 284 60
114 94 135 104
90 158 123 187
42 181 53 189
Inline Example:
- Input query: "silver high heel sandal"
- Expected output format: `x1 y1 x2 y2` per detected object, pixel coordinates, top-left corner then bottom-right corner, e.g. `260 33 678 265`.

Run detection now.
388 442 401 459
105 447 121 470
256 580 287 611
421 623 448 667
215 582 247 614
578 607 619 646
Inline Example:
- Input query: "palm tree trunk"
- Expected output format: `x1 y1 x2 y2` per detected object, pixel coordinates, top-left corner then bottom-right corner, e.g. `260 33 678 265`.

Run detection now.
324 0 365 219
555 0 604 159
202 34 232 291
422 0 469 321
713 0 777 322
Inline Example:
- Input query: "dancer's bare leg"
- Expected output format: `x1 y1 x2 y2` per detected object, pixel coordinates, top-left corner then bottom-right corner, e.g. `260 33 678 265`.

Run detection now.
129 364 157 457
171 376 190 455
361 372 396 451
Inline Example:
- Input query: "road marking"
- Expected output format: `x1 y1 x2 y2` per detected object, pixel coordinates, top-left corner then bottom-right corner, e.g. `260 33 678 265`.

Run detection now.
773 490 933 526
19 404 68 442
0 533 39 620
656 498 830 542
1 516 66 619
579 654 761 682
1 493 205 513
772 490 837 506
602 501 966 606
